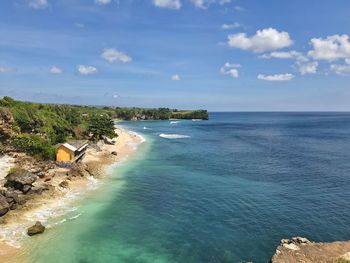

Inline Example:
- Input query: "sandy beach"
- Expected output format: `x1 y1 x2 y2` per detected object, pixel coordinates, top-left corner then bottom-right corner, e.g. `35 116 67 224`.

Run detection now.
0 127 144 262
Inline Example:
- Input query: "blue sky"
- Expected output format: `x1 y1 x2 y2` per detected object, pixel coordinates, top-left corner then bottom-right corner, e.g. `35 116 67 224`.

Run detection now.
0 0 350 111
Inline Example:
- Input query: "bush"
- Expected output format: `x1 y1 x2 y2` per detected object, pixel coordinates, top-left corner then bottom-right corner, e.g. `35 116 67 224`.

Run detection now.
11 134 56 160
88 114 116 141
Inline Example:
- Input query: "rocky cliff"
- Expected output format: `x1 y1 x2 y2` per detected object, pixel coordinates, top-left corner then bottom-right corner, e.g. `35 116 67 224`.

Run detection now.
270 237 350 263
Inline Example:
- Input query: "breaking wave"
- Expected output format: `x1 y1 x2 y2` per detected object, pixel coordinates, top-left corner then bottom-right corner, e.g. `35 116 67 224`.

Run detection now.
159 134 190 139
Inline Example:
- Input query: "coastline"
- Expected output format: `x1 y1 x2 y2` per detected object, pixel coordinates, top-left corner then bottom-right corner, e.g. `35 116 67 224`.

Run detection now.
0 126 145 262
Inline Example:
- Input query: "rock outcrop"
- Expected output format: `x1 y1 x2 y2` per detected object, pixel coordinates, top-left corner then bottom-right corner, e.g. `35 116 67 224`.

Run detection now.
0 194 10 216
4 169 37 193
270 237 350 263
0 107 15 141
27 221 45 236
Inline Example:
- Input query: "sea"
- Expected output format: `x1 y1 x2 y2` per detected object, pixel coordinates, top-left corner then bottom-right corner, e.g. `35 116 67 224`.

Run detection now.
19 112 350 263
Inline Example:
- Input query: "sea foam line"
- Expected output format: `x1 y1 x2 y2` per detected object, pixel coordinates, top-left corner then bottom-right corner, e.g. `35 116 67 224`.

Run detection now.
159 133 190 139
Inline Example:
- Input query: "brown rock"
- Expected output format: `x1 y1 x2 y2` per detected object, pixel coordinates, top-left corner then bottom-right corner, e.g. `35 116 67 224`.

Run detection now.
0 194 10 217
59 180 69 188
27 221 45 236
4 169 37 193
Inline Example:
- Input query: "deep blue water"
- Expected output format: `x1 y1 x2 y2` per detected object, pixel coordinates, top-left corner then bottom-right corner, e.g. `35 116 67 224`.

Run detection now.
26 112 350 263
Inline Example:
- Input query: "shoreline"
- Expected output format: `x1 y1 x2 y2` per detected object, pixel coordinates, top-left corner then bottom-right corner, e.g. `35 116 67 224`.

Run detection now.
0 126 145 262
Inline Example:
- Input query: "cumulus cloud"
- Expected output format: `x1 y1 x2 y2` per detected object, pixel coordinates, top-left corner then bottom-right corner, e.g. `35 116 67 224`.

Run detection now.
308 34 350 61
221 22 241 30
227 28 293 53
297 61 318 75
220 62 241 78
28 0 48 9
101 48 132 63
171 74 181 81
260 51 317 75
77 65 97 75
153 0 181 9
257 73 294 81
330 64 350 75
49 66 63 74
95 0 112 5
0 66 17 73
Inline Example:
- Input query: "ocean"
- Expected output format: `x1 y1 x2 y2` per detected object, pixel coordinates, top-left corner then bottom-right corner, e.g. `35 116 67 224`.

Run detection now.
22 112 350 263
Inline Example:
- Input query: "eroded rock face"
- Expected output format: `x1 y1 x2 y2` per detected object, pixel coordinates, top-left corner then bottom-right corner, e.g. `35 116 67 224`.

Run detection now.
0 107 15 141
27 221 45 236
270 237 350 263
4 169 37 193
0 194 10 216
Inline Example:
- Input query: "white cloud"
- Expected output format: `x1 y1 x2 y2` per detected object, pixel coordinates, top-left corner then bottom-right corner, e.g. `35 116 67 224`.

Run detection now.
95 0 112 5
0 66 16 73
330 64 350 75
259 51 307 61
297 61 318 75
234 6 244 11
221 23 241 30
227 28 293 53
28 0 48 9
101 48 132 63
49 66 63 74
171 74 181 81
257 73 294 81
153 0 181 9
191 0 232 9
345 58 350 65
308 34 350 61
77 65 97 75
75 23 85 28
220 62 241 78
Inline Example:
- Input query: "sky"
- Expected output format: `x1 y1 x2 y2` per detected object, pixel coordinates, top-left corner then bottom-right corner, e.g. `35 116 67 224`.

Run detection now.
0 0 350 111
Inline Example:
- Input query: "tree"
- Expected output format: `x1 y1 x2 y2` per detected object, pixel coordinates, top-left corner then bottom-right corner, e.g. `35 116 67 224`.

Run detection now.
88 114 116 141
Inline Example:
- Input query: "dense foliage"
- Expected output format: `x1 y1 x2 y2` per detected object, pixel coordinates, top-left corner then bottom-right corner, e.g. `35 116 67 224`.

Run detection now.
88 115 116 141
11 134 56 160
0 96 208 160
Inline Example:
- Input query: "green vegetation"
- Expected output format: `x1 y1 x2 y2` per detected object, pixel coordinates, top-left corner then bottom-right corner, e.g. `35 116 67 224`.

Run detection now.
88 114 116 141
0 96 208 160
11 134 56 160
115 107 208 120
171 110 208 120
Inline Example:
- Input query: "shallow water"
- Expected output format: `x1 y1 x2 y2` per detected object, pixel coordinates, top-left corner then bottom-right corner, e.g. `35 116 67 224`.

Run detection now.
20 113 350 263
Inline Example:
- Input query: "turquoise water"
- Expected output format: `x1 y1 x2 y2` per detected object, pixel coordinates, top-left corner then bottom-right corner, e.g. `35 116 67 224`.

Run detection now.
22 113 350 263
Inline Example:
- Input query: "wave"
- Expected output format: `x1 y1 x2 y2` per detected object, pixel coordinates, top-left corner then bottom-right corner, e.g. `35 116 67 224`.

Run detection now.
170 121 180 124
143 126 150 130
159 133 190 139
192 119 202 122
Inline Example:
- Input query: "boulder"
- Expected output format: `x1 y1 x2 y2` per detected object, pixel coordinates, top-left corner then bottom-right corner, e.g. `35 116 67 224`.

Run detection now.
0 189 20 210
27 221 45 236
59 180 69 189
4 169 37 193
0 194 10 217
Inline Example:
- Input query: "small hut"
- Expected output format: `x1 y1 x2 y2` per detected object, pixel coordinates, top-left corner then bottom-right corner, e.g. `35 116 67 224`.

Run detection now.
56 140 88 163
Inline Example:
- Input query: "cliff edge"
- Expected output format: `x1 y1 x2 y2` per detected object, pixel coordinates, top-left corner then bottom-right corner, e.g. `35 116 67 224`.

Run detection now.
270 237 350 263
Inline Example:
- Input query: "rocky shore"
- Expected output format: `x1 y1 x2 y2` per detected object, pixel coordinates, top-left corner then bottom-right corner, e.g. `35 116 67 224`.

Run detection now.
270 237 350 263
0 127 144 262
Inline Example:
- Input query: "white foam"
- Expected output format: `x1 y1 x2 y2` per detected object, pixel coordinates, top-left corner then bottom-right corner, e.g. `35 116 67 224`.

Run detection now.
159 133 190 139
170 121 180 124
192 119 202 121
143 126 150 130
